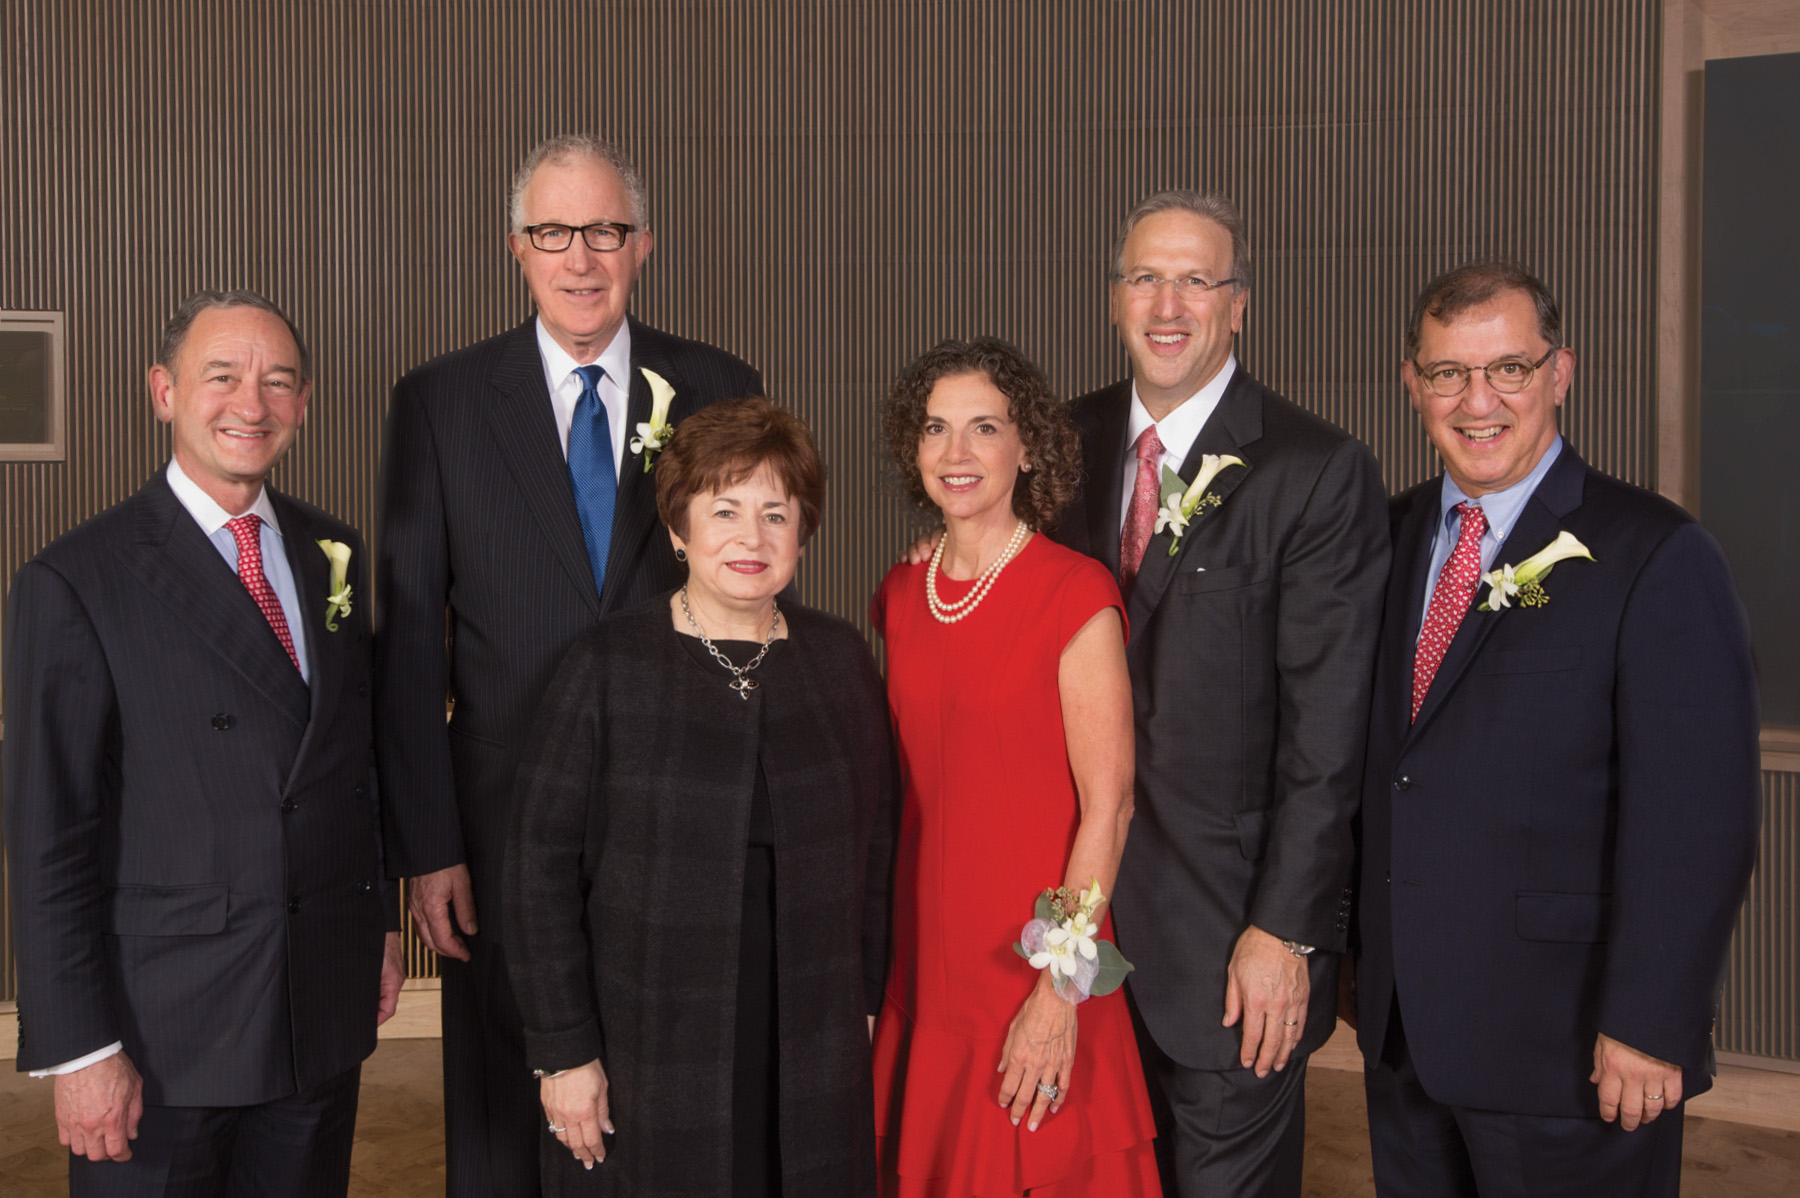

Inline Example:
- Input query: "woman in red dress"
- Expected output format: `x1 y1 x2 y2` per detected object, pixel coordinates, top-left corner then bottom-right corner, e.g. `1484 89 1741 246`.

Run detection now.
871 338 1161 1196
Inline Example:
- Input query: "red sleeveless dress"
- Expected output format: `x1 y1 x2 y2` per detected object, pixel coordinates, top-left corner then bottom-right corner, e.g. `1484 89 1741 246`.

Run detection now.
870 534 1161 1197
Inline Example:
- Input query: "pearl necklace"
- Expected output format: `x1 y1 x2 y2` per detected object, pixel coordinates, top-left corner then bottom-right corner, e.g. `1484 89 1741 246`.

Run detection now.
680 587 782 700
926 521 1030 624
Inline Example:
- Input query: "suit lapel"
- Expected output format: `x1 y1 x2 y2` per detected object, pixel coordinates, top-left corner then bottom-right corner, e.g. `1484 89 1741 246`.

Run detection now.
600 319 672 612
1405 447 1588 741
273 495 345 765
125 472 311 728
1080 384 1131 577
1125 372 1259 639
482 321 603 616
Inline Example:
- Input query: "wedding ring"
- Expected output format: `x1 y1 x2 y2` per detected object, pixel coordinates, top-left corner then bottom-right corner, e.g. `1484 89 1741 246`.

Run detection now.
1646 1094 1663 1102
1036 1082 1060 1100
1284 1020 1299 1026
548 1123 566 1133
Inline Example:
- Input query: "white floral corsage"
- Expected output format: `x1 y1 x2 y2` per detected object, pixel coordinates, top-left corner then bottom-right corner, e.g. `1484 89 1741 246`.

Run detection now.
1154 455 1245 556
629 367 677 472
316 539 353 631
1478 530 1594 611
1013 877 1134 1003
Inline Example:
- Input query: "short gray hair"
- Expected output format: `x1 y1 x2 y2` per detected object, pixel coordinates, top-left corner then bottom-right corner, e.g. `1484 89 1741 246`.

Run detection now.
156 289 312 384
508 134 650 232
1404 259 1561 360
1111 189 1252 294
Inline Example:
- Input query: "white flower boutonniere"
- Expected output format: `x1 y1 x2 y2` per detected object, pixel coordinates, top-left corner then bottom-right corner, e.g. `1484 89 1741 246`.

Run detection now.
1153 455 1245 556
317 539 353 631
1478 530 1594 611
629 368 677 472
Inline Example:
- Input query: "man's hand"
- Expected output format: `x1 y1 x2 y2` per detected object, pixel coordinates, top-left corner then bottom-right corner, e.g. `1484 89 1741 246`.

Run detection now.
407 864 478 961
542 1059 613 1170
376 931 407 1026
902 529 943 566
54 1052 143 1163
1592 1033 1682 1131
1222 924 1310 1077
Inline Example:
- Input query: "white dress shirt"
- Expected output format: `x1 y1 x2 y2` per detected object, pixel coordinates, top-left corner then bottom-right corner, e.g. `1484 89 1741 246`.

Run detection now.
536 317 633 475
1116 356 1239 533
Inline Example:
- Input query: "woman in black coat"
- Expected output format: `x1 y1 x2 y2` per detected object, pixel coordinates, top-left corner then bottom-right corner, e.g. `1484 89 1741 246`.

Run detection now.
504 398 895 1196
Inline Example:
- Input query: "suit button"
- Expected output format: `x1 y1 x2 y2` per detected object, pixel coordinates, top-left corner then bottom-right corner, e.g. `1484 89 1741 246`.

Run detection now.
354 785 367 798
1385 872 1392 883
212 714 235 731
1394 776 1412 791
355 880 373 894
357 683 370 698
280 799 296 813
288 898 301 914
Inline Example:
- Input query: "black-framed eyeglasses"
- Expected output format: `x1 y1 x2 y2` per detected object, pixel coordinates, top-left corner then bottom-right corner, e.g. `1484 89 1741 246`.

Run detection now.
1410 346 1558 397
522 222 638 253
1115 273 1240 301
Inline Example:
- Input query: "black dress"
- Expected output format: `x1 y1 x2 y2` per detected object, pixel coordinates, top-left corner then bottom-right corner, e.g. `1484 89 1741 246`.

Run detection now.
675 634 784 1196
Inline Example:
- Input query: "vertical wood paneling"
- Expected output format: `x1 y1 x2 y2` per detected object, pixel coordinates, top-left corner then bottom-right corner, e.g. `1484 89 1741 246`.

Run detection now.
0 0 1727 1025
1717 773 1800 1061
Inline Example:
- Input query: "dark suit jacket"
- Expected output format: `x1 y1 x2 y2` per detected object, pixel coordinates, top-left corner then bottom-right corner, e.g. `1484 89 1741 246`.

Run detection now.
374 317 761 926
3 470 388 1105
503 599 893 1195
1057 368 1389 1070
1354 446 1761 1117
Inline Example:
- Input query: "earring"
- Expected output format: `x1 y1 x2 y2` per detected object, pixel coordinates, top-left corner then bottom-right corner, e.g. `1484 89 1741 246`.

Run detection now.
1021 462 1032 472
674 547 687 562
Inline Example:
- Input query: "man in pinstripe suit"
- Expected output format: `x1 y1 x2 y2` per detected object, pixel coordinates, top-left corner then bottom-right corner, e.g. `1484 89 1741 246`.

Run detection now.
4 291 404 1196
375 134 762 1195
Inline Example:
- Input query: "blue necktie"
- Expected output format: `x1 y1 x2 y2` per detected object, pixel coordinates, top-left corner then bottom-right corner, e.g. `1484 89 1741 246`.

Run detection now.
566 364 615 596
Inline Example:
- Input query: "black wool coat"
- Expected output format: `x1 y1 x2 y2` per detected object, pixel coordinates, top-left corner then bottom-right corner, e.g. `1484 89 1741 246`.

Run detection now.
504 597 895 1197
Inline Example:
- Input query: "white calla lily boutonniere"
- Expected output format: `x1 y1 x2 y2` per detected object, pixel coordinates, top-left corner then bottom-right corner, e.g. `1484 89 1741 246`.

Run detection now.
1154 455 1246 556
317 539 354 631
1478 530 1594 611
630 367 677 472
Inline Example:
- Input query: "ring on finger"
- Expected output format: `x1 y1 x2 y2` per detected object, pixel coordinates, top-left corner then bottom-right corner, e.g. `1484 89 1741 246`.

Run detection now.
1646 1093 1663 1102
1036 1081 1060 1100
548 1123 566 1133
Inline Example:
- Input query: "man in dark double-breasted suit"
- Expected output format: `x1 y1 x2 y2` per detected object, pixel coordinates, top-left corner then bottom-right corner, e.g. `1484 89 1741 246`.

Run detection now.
1353 260 1760 1197
1053 191 1389 1198
4 291 403 1196
375 134 761 1193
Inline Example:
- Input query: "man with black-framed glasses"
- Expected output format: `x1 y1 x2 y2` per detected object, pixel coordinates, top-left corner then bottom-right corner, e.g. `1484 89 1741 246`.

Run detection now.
375 133 761 1196
1352 259 1758 1197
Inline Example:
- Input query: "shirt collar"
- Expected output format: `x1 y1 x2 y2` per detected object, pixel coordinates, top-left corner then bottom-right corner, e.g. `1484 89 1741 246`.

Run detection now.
1439 434 1564 546
165 457 282 537
1125 355 1238 466
535 317 633 394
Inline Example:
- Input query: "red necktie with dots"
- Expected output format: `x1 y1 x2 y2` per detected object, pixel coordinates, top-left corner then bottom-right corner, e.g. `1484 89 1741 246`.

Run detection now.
1411 502 1487 722
1119 425 1166 594
225 514 301 673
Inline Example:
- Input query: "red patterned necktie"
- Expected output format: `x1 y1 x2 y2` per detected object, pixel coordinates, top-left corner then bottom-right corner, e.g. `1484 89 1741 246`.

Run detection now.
1411 502 1487 722
1119 425 1166 594
226 514 301 673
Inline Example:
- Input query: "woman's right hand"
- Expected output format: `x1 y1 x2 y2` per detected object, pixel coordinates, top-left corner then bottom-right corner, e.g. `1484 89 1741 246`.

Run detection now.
541 1059 613 1170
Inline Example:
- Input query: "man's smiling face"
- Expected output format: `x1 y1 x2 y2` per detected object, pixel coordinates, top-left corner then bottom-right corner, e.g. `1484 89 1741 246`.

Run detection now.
1405 288 1573 497
1110 209 1248 416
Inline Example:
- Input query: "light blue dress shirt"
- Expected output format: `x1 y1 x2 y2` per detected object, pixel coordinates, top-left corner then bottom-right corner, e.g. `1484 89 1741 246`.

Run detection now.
1417 436 1565 642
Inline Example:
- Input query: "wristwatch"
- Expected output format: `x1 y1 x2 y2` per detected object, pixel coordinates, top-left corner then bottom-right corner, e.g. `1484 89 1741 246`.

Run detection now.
1281 939 1316 958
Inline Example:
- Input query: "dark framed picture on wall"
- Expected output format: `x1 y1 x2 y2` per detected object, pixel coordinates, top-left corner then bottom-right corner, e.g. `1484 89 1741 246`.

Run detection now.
0 309 67 461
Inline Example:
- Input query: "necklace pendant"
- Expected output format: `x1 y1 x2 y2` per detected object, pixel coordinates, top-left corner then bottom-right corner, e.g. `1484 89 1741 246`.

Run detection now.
731 676 758 699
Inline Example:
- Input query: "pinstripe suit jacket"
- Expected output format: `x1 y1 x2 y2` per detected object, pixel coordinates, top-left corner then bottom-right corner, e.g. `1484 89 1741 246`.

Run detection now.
3 469 389 1105
374 317 762 926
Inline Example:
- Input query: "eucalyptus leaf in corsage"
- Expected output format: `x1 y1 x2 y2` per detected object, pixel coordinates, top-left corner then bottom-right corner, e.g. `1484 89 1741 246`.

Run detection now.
1154 454 1245 556
1478 530 1594 611
1012 876 1134 1003
630 367 677 472
317 539 354 631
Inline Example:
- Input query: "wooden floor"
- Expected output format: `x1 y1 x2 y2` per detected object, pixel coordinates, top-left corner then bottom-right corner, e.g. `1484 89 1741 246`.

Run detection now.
3 1037 1798 1195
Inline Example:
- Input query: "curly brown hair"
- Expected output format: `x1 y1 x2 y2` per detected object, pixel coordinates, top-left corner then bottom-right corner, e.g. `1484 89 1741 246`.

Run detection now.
655 397 825 543
882 338 1081 531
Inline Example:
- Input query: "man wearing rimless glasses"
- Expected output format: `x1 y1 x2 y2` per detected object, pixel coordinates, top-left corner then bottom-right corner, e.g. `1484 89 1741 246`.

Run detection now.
375 134 761 1196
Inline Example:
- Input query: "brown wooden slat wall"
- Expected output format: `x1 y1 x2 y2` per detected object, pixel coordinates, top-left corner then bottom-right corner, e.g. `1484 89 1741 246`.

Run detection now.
1717 771 1800 1061
7 0 1783 1064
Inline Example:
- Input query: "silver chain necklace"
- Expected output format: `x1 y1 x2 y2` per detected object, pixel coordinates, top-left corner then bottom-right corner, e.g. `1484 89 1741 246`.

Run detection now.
680 586 782 700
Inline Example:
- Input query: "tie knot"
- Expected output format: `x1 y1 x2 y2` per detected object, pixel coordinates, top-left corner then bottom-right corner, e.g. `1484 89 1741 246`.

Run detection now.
1135 425 1165 462
1455 501 1488 537
575 364 605 392
225 513 262 549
